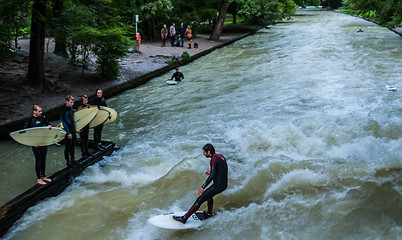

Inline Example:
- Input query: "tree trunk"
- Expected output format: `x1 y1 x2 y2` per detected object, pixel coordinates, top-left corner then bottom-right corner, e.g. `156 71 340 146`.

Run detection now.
53 0 68 57
27 0 50 91
209 0 229 41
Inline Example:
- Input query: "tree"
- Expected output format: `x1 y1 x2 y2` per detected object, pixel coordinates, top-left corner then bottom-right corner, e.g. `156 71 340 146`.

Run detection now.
234 0 297 26
210 0 229 40
342 0 401 27
0 0 30 63
140 0 173 40
293 0 324 7
52 0 68 57
27 0 50 91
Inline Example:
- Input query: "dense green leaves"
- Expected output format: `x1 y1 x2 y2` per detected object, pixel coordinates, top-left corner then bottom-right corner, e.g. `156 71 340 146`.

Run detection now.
342 0 401 27
233 0 298 25
0 0 30 63
293 0 324 7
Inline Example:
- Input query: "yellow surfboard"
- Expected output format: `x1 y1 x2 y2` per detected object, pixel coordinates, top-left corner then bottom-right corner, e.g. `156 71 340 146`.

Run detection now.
10 127 66 147
57 105 99 131
101 106 118 124
89 108 110 128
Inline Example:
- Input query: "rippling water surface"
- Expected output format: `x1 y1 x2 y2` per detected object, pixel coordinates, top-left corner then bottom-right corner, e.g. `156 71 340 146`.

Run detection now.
1 8 401 240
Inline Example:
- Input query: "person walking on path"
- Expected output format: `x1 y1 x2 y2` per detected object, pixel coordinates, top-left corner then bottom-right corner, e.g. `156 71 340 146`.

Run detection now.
173 143 228 224
185 25 193 49
25 105 53 185
170 22 176 47
161 24 168 47
78 95 92 158
91 89 107 151
60 95 77 168
178 23 186 47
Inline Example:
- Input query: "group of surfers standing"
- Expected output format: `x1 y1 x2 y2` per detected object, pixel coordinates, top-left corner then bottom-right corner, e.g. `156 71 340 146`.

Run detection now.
25 89 107 185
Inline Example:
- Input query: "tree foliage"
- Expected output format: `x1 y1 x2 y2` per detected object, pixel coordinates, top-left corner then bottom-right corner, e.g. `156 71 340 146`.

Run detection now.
293 0 324 7
0 0 30 63
342 0 401 27
232 0 298 25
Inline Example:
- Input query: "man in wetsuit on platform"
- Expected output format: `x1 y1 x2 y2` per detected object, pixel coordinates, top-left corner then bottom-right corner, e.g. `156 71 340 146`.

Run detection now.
78 95 92 158
171 67 184 81
25 105 53 185
60 95 77 167
173 143 228 224
91 89 107 151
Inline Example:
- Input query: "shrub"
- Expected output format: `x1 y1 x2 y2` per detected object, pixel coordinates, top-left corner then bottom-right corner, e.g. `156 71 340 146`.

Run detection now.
181 51 190 60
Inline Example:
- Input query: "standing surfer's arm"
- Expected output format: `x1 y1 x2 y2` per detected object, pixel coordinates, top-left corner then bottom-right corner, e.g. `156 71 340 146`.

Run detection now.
43 116 52 129
202 166 216 189
60 112 71 134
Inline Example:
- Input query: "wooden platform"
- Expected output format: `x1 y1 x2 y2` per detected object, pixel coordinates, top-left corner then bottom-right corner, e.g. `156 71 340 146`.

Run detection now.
0 140 116 237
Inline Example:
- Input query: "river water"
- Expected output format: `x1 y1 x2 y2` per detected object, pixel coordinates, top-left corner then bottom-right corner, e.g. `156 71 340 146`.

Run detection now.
1 7 401 240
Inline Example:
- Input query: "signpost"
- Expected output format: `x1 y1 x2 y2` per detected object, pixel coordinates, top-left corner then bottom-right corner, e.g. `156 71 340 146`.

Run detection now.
135 14 139 34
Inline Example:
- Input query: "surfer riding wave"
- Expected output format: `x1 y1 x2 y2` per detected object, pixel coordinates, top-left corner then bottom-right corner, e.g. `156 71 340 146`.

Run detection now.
173 143 228 224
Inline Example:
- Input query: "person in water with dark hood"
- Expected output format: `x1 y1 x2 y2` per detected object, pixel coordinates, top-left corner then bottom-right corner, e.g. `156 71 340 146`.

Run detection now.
171 67 184 81
173 143 228 224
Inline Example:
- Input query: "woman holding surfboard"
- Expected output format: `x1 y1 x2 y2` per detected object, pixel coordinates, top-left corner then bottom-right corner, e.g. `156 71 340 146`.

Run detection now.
91 89 107 151
25 105 53 185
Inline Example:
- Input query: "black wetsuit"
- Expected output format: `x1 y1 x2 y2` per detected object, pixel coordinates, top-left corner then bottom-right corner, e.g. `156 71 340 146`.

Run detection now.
25 115 51 179
91 97 107 148
171 71 184 81
78 103 90 157
184 153 228 219
60 105 76 165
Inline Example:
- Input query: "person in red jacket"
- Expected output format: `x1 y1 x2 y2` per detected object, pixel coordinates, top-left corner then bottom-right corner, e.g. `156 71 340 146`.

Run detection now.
136 32 141 52
173 143 228 224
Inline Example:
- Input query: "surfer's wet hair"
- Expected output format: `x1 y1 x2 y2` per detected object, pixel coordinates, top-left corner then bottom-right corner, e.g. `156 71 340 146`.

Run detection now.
202 143 215 154
32 105 41 112
65 95 74 101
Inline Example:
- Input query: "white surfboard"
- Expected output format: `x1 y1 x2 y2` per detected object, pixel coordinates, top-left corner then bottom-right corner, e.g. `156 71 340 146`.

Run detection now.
167 79 178 85
89 108 110 128
148 211 209 230
101 106 118 124
57 105 99 131
10 127 66 147
385 84 397 91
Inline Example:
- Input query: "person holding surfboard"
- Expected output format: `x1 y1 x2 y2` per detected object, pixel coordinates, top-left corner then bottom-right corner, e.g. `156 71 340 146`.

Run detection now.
171 67 184 81
25 105 53 185
173 143 228 224
78 95 92 158
91 89 107 151
60 95 77 168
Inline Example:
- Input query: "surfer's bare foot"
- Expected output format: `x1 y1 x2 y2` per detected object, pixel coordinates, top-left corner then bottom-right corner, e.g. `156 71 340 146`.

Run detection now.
173 215 187 224
42 177 52 182
37 179 47 185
